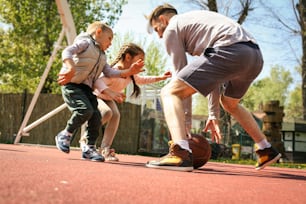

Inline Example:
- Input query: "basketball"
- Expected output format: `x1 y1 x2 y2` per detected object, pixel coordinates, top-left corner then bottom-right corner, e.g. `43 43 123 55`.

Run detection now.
188 134 211 169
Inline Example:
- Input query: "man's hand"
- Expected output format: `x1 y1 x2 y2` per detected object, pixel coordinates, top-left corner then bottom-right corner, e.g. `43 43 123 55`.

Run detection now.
102 88 126 103
203 119 222 143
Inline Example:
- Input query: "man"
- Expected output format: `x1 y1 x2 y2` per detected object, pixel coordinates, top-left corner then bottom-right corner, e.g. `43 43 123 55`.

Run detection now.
145 4 281 172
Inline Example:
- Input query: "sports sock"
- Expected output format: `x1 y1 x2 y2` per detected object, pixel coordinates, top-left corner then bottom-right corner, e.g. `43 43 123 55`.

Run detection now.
176 139 192 153
256 139 271 150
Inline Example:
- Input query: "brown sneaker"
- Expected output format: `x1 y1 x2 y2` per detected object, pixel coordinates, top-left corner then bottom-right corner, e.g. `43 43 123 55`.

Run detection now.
255 146 281 170
146 142 193 172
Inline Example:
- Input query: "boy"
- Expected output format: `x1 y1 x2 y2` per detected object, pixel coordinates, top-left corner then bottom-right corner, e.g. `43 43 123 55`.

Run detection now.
56 21 143 161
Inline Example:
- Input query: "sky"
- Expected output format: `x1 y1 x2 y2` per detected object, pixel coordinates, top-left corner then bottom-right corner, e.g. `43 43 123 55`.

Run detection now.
113 0 301 86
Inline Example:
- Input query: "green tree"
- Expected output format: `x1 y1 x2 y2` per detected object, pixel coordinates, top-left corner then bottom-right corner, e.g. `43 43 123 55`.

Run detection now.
107 32 135 63
0 0 127 93
285 65 303 120
285 85 303 120
294 0 306 119
242 65 293 112
192 93 208 116
260 0 305 119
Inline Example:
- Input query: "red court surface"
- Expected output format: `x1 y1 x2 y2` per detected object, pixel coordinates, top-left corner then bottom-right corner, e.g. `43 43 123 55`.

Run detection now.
1 143 305 204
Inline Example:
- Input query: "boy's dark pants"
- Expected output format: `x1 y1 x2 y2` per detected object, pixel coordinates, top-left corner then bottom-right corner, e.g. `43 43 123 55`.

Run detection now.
61 83 101 145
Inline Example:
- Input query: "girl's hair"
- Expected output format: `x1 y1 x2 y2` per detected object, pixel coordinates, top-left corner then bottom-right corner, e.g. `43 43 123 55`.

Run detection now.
111 43 145 98
86 21 112 35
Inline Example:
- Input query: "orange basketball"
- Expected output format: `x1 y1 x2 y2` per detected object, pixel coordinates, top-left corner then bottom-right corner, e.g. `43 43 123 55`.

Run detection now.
188 134 211 169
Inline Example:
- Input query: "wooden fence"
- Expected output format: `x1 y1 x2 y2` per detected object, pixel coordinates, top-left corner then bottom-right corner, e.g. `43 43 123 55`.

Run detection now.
0 93 141 154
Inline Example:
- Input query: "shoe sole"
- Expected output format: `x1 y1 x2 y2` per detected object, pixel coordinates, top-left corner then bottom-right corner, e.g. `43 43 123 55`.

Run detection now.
146 163 193 172
255 153 281 170
55 136 69 154
81 158 105 162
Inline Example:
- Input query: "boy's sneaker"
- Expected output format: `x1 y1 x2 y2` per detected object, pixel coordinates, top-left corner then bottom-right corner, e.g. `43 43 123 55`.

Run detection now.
146 142 193 172
82 145 105 162
55 131 71 153
99 147 119 161
255 146 281 170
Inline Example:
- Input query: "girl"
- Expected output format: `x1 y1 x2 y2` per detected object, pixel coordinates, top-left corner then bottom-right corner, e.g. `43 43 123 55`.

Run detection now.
95 43 172 161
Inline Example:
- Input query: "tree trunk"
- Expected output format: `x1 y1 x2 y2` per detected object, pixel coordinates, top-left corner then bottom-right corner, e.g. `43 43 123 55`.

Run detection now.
302 35 306 120
298 0 306 119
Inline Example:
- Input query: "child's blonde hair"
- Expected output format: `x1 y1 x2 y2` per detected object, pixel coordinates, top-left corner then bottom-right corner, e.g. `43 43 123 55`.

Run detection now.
86 21 112 35
111 43 145 97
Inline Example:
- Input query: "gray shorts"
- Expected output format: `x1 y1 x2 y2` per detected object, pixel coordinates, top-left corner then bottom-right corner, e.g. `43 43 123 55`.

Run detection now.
177 42 263 99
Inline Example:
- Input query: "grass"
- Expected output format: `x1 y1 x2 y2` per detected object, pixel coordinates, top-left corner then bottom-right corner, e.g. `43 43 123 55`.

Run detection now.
211 158 306 170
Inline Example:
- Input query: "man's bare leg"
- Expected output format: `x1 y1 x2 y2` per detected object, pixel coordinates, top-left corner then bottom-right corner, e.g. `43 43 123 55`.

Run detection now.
220 95 265 143
220 95 281 170
160 79 196 142
145 79 196 171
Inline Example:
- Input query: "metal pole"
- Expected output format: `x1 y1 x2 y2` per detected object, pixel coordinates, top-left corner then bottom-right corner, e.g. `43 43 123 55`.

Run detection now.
22 103 67 135
55 0 76 45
